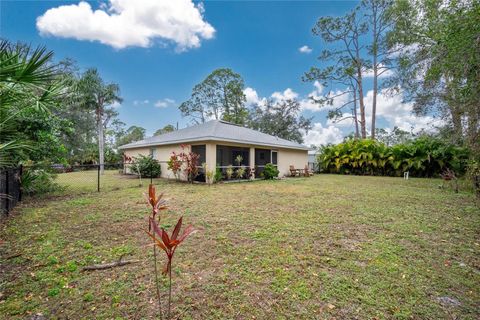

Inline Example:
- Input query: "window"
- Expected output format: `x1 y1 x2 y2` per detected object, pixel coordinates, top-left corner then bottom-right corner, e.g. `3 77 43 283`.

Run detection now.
271 151 278 165
191 145 206 164
150 148 157 159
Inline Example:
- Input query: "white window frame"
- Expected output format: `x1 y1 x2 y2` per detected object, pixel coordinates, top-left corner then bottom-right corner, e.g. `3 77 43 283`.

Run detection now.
271 150 278 166
150 148 157 159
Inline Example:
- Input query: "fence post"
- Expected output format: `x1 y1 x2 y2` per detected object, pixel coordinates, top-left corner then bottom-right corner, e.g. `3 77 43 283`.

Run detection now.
18 165 23 202
5 169 9 215
97 164 100 192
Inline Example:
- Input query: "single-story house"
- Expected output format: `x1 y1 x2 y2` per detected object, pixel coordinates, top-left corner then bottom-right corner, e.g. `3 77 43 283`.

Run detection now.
119 120 309 180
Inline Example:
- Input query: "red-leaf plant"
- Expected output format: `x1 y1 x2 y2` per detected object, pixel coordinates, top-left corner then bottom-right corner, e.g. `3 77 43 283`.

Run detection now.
167 152 182 180
178 145 200 183
145 184 168 319
145 184 197 319
147 216 196 318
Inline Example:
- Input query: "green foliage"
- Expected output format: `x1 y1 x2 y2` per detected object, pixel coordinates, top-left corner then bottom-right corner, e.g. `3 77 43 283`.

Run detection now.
389 0 480 155
214 168 223 182
225 166 234 180
236 166 246 179
130 155 161 178
202 163 214 184
179 68 248 125
21 167 62 195
116 126 146 147
466 160 480 199
263 163 279 180
154 124 176 136
318 137 470 177
249 99 313 144
0 40 68 169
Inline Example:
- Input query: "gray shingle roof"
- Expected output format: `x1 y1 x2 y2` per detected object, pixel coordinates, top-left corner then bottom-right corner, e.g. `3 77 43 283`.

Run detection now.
119 120 309 150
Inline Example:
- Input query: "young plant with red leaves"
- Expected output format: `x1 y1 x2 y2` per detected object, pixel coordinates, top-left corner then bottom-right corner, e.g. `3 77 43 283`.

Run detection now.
167 152 182 180
145 184 168 319
178 145 200 183
147 216 197 319
144 184 197 319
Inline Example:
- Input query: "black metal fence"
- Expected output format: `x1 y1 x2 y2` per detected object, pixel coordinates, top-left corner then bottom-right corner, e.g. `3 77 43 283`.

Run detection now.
0 163 163 215
0 166 22 215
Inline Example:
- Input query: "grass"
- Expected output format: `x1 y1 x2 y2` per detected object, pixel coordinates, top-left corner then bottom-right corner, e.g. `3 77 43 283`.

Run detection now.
0 174 479 319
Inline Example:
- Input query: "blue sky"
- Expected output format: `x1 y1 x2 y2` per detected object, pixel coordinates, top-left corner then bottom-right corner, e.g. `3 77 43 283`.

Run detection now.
1 0 438 145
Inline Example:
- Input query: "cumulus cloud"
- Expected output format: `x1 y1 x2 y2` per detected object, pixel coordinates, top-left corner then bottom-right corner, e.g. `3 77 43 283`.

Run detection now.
271 88 298 101
364 88 443 133
243 87 263 106
299 45 312 54
302 123 344 146
36 0 215 50
154 98 175 108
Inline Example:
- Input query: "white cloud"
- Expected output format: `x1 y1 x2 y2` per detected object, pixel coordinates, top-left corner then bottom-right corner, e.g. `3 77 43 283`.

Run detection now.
109 101 121 108
154 98 175 108
364 88 443 133
363 64 394 78
244 87 262 106
300 82 352 113
299 45 312 54
36 0 215 50
302 123 343 146
271 88 298 101
326 113 355 127
133 99 150 106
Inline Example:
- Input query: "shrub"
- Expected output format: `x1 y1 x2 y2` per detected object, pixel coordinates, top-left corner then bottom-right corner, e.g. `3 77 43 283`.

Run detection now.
318 137 470 177
236 166 246 179
263 163 279 180
178 145 200 183
131 155 162 178
226 165 234 180
21 168 61 194
202 163 214 184
167 152 182 180
214 168 223 182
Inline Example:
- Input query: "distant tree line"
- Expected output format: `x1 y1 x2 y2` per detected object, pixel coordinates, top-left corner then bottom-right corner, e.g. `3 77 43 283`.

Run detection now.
179 68 313 144
0 40 177 170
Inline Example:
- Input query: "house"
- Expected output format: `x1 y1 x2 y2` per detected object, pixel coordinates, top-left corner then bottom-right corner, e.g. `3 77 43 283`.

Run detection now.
119 120 309 180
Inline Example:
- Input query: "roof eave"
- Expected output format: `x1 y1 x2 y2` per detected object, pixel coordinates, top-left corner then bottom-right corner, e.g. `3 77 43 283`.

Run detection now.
118 136 309 151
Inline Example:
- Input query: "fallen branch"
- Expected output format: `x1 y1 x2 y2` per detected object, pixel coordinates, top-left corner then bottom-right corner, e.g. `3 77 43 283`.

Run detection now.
3 253 22 260
82 255 140 271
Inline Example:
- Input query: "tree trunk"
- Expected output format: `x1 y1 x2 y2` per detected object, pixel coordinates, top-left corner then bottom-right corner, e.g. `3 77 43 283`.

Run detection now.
371 60 378 140
357 67 367 139
370 3 378 140
97 107 105 175
353 86 360 139
450 105 463 144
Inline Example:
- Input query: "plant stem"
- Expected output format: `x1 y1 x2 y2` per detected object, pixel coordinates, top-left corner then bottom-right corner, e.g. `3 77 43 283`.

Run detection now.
168 259 172 319
153 237 163 319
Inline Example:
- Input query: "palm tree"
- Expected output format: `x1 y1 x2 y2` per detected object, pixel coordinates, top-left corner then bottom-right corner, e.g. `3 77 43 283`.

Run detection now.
77 69 122 174
0 40 62 169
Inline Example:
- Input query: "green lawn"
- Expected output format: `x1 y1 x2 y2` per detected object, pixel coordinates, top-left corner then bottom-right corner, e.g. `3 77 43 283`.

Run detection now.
0 175 479 319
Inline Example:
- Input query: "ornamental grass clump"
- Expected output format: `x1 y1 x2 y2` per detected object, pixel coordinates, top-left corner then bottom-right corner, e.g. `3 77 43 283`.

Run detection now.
144 184 197 319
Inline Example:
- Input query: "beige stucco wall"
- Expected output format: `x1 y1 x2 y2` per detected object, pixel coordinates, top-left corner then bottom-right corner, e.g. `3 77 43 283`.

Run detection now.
123 144 191 180
123 141 308 180
277 148 308 177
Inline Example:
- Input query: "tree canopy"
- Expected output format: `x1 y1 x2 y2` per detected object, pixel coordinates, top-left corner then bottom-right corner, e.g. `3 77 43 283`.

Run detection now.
179 68 248 125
